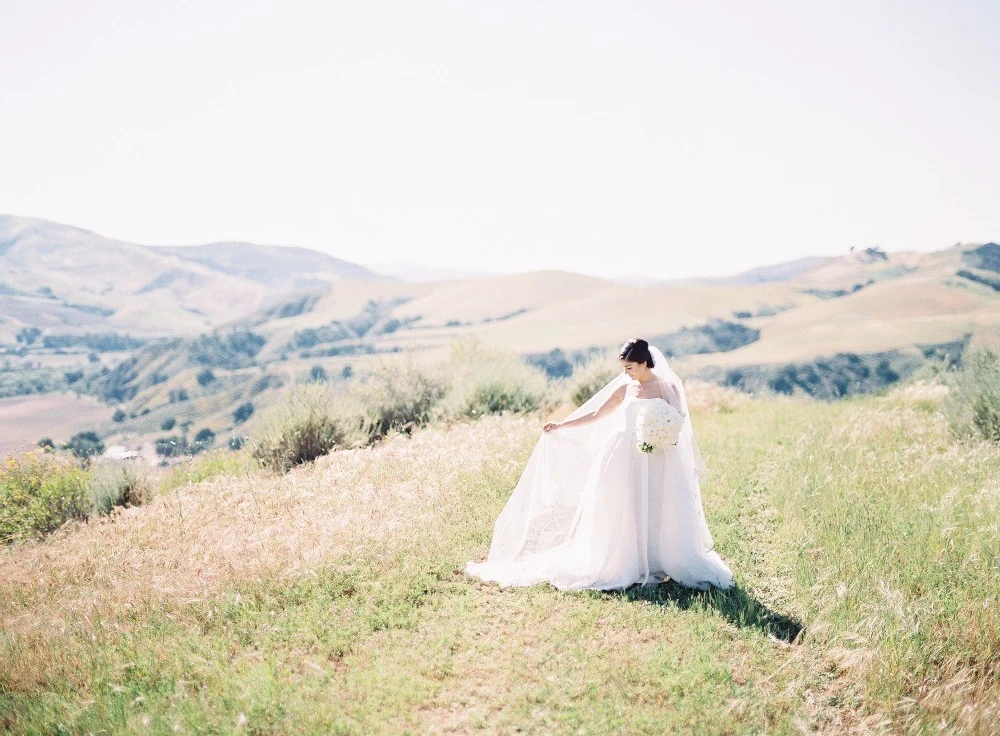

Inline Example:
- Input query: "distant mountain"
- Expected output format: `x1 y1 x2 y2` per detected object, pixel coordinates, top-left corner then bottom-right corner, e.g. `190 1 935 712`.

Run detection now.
364 262 499 282
715 256 832 284
3 227 998 455
0 215 381 340
153 242 386 291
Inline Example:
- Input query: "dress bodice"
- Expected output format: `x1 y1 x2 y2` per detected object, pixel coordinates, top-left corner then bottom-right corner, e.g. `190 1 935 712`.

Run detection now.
622 395 670 430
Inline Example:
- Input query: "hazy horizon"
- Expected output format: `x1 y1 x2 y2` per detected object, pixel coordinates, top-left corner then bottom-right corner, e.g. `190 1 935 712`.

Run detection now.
7 210 966 284
2 1 998 280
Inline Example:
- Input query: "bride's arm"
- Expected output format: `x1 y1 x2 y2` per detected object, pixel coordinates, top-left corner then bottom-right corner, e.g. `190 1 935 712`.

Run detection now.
543 385 627 432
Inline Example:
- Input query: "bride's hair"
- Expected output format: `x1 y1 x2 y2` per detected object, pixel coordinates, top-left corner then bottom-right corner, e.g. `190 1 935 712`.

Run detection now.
618 338 655 367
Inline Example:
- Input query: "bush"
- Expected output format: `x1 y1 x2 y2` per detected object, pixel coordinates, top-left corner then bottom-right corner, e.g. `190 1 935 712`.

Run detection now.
63 431 104 460
524 349 574 379
567 351 618 407
96 358 140 402
86 462 148 515
155 435 187 457
350 358 447 442
309 364 328 382
253 383 351 473
250 374 284 396
193 428 216 450
1 453 89 543
161 417 176 431
189 329 266 369
651 320 760 357
197 369 216 386
112 408 126 423
233 401 255 424
443 339 551 418
64 370 84 384
15 327 41 345
943 348 1000 442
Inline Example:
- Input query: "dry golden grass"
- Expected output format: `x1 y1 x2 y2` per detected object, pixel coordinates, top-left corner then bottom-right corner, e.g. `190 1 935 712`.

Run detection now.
682 379 750 413
1 416 529 644
2 392 999 734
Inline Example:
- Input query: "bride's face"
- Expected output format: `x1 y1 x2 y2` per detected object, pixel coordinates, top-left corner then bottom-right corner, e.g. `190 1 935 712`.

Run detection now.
620 359 652 381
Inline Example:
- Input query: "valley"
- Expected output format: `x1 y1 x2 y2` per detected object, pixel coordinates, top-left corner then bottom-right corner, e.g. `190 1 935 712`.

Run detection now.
2 214 998 461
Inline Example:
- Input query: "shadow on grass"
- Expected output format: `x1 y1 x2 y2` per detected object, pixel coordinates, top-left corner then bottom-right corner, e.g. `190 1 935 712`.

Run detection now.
602 581 804 643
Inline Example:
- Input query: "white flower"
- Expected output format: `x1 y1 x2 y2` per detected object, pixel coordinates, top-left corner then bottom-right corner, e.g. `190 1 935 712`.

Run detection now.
636 400 684 453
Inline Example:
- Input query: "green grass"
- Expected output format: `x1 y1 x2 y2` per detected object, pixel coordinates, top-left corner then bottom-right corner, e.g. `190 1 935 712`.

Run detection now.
158 449 258 492
2 394 998 734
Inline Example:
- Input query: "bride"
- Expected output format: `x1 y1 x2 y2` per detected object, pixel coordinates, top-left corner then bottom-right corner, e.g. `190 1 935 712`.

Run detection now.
465 338 734 592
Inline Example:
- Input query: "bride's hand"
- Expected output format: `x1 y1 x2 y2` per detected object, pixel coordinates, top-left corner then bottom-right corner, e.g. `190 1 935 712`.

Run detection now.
543 422 561 433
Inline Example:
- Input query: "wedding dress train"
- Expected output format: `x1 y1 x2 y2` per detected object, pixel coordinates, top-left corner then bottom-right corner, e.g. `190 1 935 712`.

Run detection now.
465 348 734 592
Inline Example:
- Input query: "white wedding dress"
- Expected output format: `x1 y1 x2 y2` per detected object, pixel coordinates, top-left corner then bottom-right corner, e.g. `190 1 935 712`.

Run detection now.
465 347 734 592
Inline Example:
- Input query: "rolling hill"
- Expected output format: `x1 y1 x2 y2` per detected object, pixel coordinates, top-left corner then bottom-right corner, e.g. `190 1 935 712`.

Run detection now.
152 242 382 292
2 214 998 455
0 215 384 341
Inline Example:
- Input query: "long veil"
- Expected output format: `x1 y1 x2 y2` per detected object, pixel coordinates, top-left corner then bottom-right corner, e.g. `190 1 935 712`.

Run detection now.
466 345 718 574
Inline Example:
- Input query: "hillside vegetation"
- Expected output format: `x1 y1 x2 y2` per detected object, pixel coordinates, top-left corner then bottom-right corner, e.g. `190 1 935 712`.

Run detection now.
1 385 998 734
0 215 386 342
3 216 999 461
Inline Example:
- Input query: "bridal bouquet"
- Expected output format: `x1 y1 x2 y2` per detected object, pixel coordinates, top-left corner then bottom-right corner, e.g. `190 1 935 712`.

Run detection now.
636 400 685 453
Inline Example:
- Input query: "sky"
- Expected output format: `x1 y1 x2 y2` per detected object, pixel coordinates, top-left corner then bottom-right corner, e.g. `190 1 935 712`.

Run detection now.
1 0 998 280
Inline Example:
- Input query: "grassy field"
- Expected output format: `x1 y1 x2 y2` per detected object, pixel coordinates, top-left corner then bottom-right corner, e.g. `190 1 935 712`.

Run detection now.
1 390 998 734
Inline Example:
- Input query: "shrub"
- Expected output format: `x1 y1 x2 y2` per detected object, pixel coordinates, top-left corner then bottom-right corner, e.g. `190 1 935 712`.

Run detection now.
37 438 55 451
250 374 284 396
943 348 1000 442
193 428 216 450
197 369 216 386
42 332 144 351
253 383 350 473
16 327 41 345
63 431 104 460
161 417 176 431
524 349 574 379
309 364 328 382
64 370 84 384
86 462 148 515
155 435 187 457
651 320 760 357
233 401 255 424
567 351 618 407
0 452 89 543
350 358 447 442
189 329 266 369
443 339 550 418
96 358 140 402
112 408 126 422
